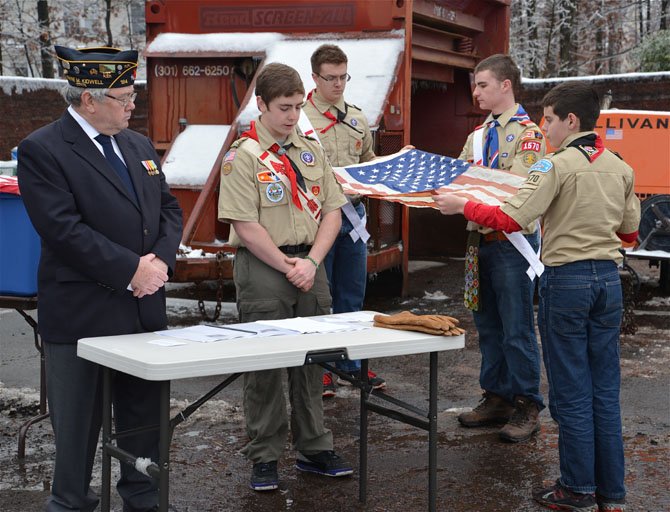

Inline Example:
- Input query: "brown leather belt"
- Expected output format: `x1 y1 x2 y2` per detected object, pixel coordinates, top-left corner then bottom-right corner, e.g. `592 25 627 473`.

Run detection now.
482 231 508 243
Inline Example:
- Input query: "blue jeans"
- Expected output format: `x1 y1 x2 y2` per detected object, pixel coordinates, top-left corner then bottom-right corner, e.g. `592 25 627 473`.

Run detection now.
324 203 367 373
473 233 544 407
538 260 625 499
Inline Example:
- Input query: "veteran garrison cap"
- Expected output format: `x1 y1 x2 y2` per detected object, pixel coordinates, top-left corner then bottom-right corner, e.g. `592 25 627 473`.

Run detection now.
55 45 138 89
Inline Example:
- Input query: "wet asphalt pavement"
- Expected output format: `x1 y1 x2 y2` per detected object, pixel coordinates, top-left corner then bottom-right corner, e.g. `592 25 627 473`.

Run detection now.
1 258 668 511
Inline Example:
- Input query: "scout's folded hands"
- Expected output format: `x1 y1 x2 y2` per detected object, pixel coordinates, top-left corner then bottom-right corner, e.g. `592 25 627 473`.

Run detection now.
373 311 465 336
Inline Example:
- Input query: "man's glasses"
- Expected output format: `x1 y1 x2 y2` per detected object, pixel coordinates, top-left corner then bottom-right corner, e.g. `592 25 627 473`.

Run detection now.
317 73 351 83
105 92 138 107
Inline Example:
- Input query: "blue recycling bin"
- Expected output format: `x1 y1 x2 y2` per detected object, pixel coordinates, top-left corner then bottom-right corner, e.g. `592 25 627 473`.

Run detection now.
0 184 41 296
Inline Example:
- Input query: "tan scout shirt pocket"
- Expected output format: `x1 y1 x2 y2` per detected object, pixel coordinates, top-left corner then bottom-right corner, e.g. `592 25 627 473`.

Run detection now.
259 182 289 207
349 133 364 157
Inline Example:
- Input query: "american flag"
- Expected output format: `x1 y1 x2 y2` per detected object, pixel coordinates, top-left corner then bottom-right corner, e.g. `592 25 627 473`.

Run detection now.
332 149 526 208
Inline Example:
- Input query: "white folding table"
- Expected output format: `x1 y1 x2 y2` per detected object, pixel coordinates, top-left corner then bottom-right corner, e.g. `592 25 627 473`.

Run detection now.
77 312 464 512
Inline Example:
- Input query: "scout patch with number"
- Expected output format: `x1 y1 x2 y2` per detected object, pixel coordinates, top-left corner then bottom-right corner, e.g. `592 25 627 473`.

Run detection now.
350 118 358 126
265 182 284 202
523 152 538 166
506 134 514 142
311 185 321 196
256 171 279 183
529 159 553 173
300 151 315 166
521 140 542 152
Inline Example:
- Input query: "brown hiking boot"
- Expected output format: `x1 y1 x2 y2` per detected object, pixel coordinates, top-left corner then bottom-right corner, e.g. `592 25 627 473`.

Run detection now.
499 395 541 442
458 392 515 427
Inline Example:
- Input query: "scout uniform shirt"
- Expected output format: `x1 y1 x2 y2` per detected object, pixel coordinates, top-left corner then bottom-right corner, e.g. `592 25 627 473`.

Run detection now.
218 118 347 248
460 103 546 234
302 89 375 166
500 131 641 266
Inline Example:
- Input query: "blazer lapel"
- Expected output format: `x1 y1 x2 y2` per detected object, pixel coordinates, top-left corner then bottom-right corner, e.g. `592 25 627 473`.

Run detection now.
61 112 140 210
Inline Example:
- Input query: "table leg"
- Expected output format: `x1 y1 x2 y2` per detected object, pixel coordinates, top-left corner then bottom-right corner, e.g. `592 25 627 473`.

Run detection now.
428 351 438 512
158 381 170 512
101 367 112 512
16 308 50 459
359 358 369 503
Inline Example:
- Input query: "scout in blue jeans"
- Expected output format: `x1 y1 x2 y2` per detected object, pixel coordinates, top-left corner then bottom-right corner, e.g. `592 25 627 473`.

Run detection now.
434 81 640 512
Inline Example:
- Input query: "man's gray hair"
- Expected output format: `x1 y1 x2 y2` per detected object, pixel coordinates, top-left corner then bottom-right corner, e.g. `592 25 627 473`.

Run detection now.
61 84 109 106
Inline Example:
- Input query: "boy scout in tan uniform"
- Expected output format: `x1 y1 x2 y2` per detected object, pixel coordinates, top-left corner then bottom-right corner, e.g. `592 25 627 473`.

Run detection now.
434 81 640 512
303 91 375 166
456 54 546 444
218 63 351 492
302 43 388 397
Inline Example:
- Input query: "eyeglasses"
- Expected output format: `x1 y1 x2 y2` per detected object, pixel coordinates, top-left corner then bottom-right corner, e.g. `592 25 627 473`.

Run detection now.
316 73 351 83
104 92 137 107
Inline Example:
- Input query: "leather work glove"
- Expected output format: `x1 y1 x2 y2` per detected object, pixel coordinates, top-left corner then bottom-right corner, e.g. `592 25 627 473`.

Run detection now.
373 311 465 336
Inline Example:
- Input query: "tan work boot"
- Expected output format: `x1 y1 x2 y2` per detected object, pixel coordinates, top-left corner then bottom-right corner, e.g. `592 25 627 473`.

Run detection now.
499 395 541 442
458 392 515 427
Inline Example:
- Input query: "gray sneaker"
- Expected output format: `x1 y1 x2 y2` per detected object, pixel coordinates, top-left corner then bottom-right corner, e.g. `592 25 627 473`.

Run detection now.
250 461 279 491
458 392 515 427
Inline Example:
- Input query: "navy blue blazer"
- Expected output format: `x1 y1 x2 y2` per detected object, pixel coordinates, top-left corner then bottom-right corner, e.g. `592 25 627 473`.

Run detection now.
17 110 183 343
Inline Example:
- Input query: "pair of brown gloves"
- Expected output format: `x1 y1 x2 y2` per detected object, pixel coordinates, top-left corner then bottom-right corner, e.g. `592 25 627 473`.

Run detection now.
373 311 465 336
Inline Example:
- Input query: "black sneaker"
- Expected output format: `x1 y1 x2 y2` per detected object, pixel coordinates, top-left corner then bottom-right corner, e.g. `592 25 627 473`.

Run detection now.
322 372 336 399
338 369 387 390
533 480 598 511
295 450 353 477
596 493 626 512
250 461 279 491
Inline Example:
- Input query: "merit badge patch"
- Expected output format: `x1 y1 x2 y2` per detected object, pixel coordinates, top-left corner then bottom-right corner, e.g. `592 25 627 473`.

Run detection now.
523 152 538 166
350 118 358 126
300 151 315 166
521 140 542 152
141 160 159 176
506 134 514 142
311 185 321 196
529 159 553 173
265 182 284 203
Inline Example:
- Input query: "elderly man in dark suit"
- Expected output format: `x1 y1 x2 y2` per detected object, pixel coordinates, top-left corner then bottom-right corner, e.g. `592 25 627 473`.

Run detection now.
17 46 182 512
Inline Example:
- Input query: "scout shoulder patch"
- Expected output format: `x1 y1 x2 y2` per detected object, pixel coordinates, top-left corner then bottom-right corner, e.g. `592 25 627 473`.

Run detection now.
529 159 553 173
222 149 236 175
523 152 538 166
520 140 542 152
521 130 543 141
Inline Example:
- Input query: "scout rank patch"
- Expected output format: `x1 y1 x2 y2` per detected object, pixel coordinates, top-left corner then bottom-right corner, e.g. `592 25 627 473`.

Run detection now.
300 151 315 166
265 182 284 202
222 149 235 175
141 160 159 175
